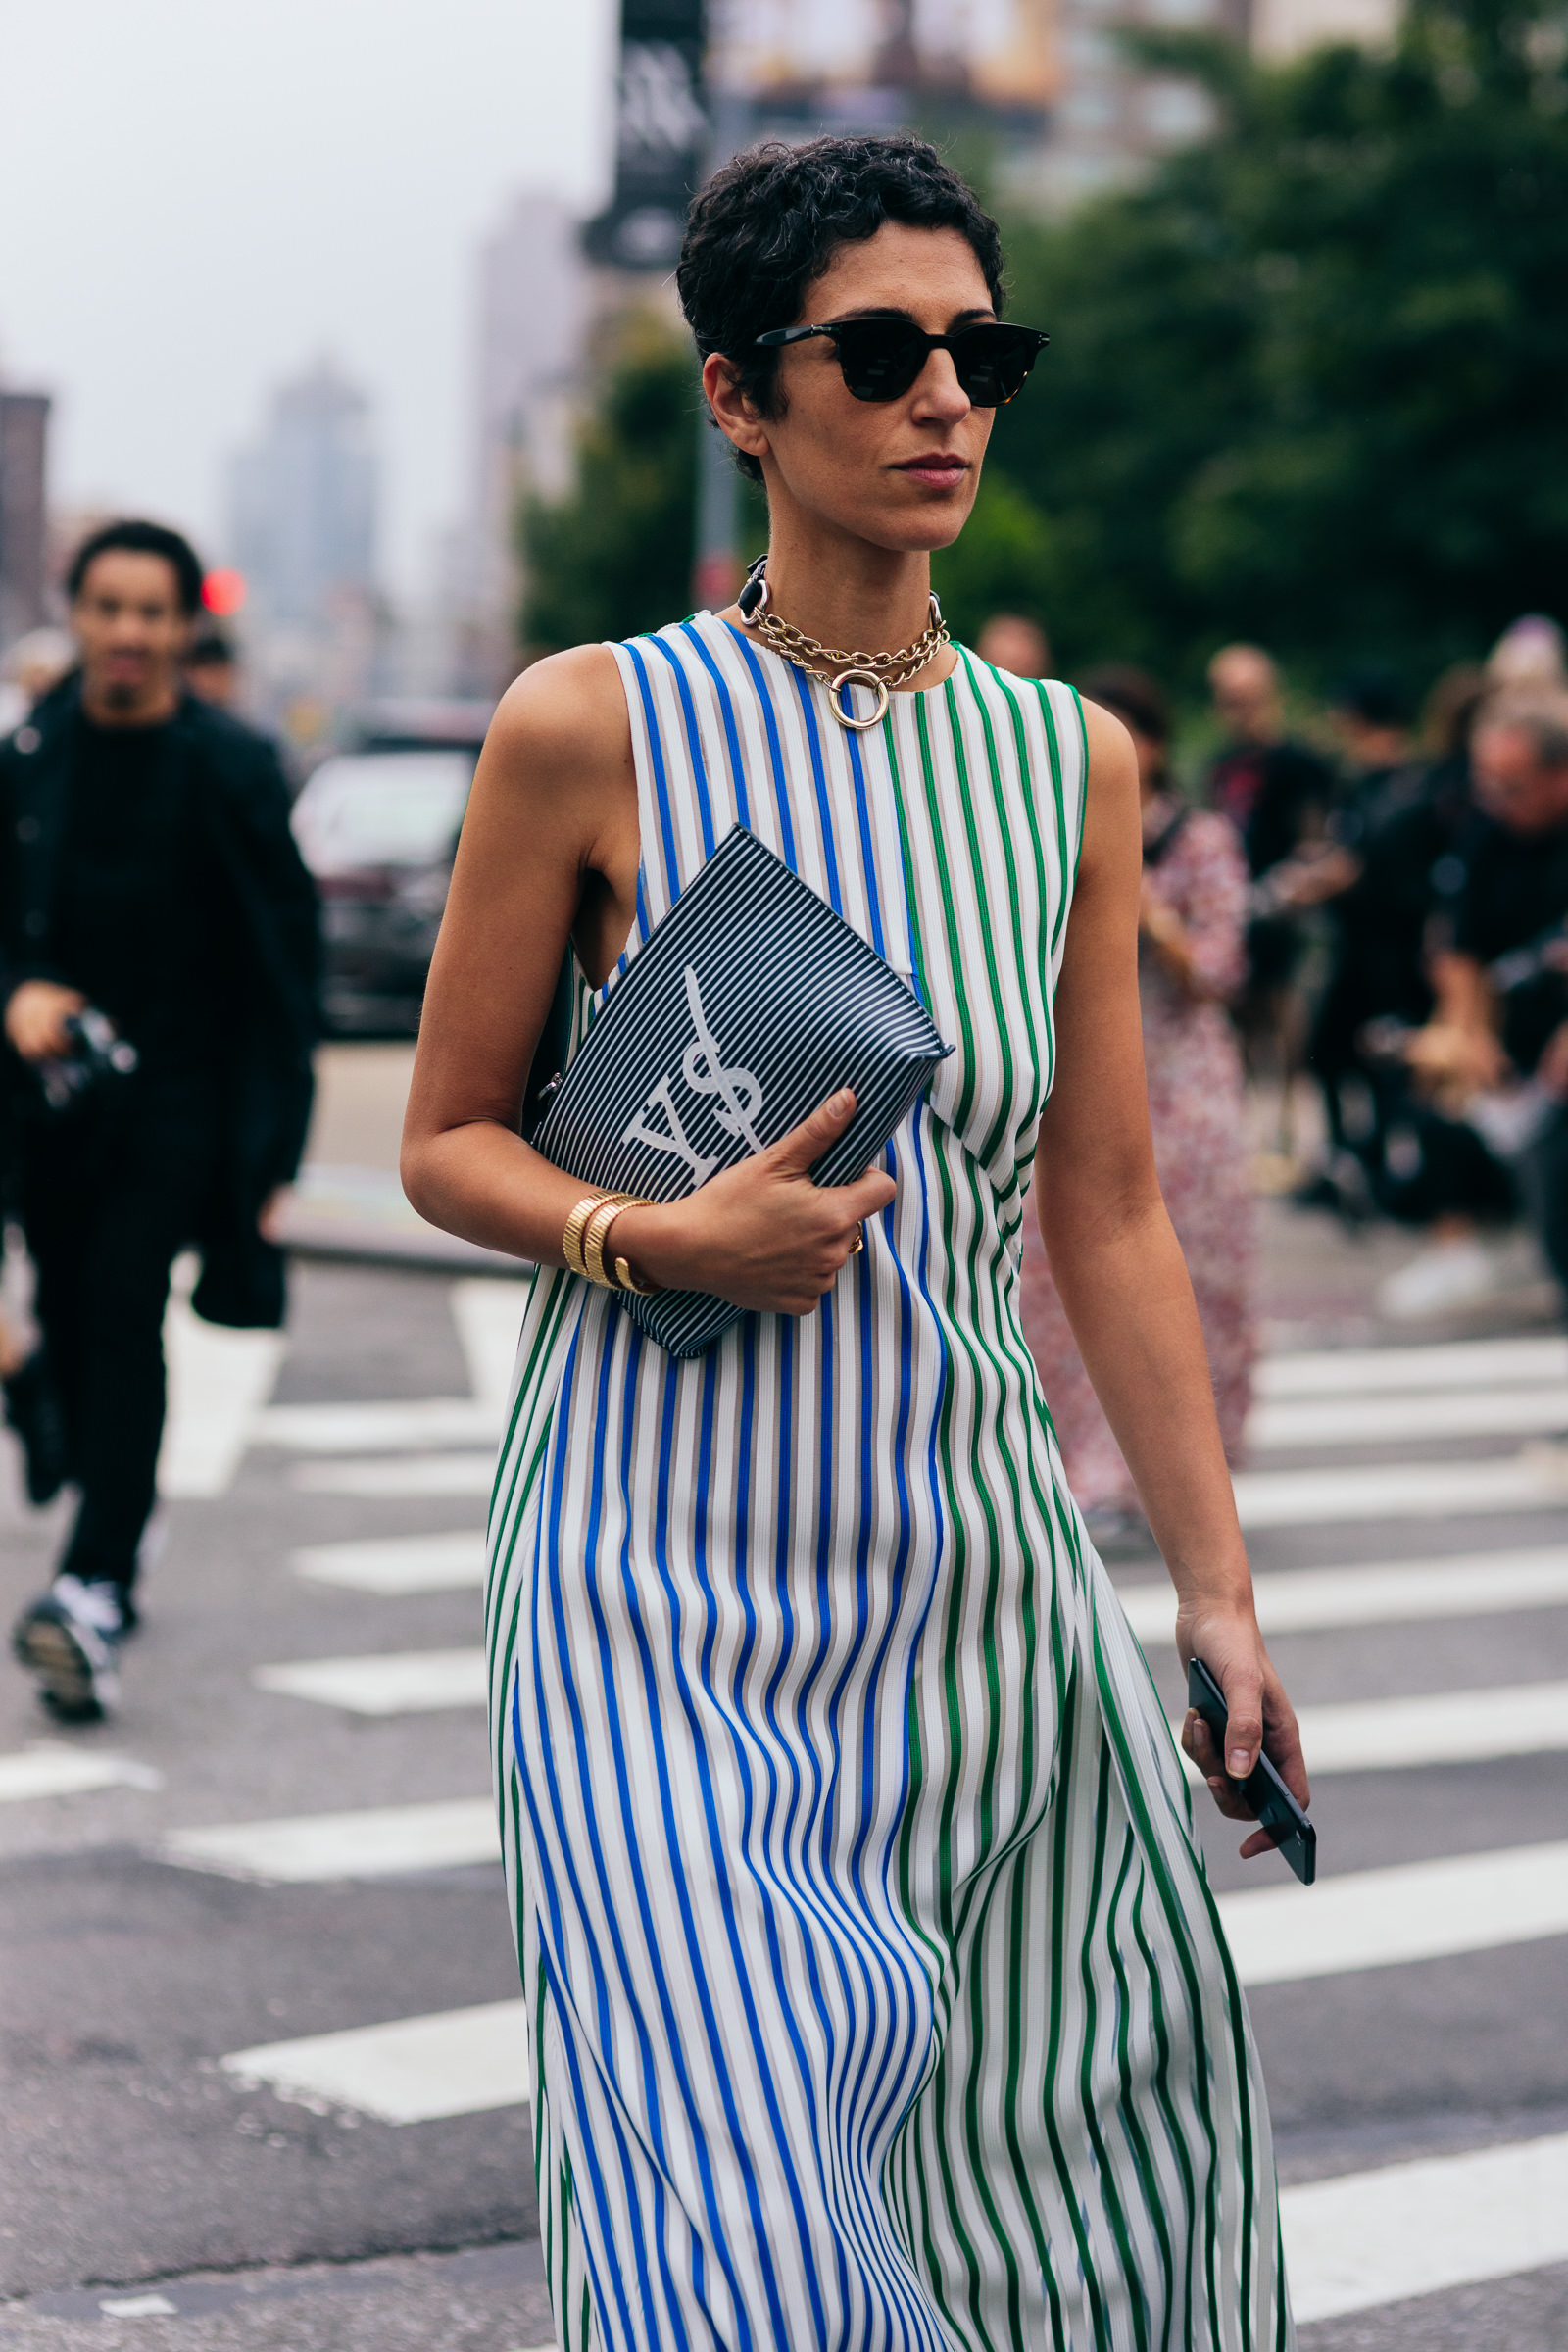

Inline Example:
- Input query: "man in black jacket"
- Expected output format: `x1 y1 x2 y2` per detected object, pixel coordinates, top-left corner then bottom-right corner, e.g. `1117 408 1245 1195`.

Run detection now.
1 519 319 1720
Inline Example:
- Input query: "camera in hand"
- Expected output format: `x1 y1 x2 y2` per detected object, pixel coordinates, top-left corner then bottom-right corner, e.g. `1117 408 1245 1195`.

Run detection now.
36 1008 139 1113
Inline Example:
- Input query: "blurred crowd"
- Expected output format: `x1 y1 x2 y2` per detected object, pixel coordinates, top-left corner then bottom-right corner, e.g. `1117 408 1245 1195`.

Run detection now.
973 612 1568 1546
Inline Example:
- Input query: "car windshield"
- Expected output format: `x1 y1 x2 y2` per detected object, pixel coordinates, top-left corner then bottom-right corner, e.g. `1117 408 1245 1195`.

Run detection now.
291 752 474 873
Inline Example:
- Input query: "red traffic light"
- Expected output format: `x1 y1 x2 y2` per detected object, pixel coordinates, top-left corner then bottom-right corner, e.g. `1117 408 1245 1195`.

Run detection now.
203 568 247 617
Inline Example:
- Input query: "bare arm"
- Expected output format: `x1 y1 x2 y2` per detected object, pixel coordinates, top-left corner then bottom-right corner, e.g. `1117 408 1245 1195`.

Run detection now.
1034 701 1307 1852
401 646 893 1313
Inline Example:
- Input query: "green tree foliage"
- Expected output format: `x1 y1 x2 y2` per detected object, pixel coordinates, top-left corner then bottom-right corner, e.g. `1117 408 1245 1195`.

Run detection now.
987 0 1568 686
519 314 697 651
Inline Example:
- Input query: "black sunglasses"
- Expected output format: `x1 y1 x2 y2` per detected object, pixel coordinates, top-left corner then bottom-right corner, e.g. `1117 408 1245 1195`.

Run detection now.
754 317 1048 406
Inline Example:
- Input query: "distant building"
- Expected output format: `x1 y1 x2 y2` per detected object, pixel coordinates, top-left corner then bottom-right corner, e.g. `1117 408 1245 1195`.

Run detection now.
450 191 592 691
0 389 52 650
1251 0 1399 58
229 360 377 627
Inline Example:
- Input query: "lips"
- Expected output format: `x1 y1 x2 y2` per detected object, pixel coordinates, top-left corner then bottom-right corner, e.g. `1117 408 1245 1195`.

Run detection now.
896 456 969 487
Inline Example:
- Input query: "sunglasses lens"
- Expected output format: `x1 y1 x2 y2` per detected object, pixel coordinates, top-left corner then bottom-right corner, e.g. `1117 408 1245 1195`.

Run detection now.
954 326 1041 407
833 319 928 401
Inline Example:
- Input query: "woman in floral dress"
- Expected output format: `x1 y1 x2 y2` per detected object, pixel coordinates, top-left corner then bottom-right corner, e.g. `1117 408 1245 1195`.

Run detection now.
1023 665 1257 1540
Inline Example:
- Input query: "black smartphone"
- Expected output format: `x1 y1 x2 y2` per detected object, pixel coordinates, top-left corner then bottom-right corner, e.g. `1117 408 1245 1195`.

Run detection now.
1188 1658 1316 1886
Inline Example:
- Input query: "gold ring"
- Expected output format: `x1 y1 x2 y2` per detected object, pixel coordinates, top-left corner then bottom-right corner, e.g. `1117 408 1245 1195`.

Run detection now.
831 667 891 731
851 1224 864 1255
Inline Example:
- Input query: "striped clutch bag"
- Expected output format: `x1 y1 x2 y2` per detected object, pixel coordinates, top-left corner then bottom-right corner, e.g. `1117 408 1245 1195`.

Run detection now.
532 823 951 1357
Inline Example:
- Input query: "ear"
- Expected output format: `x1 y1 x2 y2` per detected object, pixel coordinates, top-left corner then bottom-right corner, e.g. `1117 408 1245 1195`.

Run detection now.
703 352 770 467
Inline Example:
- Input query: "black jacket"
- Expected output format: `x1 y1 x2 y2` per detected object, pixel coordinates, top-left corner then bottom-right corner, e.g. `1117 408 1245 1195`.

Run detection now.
0 679 321 1328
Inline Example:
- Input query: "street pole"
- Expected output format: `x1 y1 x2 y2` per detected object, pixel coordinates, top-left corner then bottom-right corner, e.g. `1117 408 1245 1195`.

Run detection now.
690 80 749 613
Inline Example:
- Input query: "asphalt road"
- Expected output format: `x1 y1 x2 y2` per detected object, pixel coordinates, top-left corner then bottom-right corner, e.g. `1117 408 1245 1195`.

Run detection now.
1 1239 1566 2352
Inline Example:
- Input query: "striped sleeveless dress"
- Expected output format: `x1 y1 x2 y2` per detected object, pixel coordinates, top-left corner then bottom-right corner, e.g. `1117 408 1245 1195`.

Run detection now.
486 613 1292 2352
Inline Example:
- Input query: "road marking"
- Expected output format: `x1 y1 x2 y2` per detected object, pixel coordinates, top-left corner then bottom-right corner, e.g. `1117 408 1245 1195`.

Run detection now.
99 2295 179 2319
256 1398 500 1452
1232 1447 1568 1528
1218 1838 1568 1984
1249 1382 1568 1451
253 1649 488 1714
164 1798 497 1882
0 1744 163 1803
159 1289 284 1498
1173 1680 1568 1779
221 1998 528 2124
291 1454 497 1497
1118 1545 1568 1645
292 1532 484 1593
1257 1333 1568 1398
1281 2130 1568 2324
450 1278 524 1411
1298 1679 1568 1773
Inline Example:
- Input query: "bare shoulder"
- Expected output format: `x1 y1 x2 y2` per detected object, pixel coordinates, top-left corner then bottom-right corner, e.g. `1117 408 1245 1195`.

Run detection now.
481 642 631 792
1078 693 1139 788
1074 694 1142 889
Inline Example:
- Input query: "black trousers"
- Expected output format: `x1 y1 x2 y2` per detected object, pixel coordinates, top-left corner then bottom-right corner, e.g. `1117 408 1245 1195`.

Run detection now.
1521 1105 1568 1313
19 1080 219 1594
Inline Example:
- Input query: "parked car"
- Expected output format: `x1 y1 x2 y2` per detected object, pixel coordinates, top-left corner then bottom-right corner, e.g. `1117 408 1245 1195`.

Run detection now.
291 746 477 1035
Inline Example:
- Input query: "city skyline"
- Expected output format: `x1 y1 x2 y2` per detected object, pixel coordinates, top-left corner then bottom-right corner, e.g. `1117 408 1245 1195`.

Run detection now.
0 0 614 598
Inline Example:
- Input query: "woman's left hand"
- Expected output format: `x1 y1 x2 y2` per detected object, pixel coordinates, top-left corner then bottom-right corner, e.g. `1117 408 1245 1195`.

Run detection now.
1175 1602 1309 1861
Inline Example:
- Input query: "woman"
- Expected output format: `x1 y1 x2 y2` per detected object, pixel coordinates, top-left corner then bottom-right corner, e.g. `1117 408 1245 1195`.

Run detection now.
1022 666 1257 1547
404 135 1305 2352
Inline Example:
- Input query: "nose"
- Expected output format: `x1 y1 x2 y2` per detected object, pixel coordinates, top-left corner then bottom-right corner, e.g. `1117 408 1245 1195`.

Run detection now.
909 347 972 424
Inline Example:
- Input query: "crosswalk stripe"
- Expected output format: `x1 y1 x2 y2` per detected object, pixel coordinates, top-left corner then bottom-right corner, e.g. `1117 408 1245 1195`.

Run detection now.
1118 1546 1568 1645
163 1798 497 1882
290 1532 484 1593
1232 1447 1568 1528
1218 1838 1568 1984
1173 1681 1568 1779
1281 2129 1568 2323
0 1745 163 1803
1295 1679 1568 1773
221 1998 529 2124
450 1278 524 1411
291 1454 496 1497
253 1649 487 1714
1256 1334 1568 1399
295 1448 1568 1514
256 1399 500 1453
159 1289 284 1499
1249 1383 1568 1452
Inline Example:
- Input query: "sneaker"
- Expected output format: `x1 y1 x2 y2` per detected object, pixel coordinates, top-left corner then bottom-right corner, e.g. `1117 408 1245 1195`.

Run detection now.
1376 1236 1499 1322
2 1349 70 1506
11 1575 128 1722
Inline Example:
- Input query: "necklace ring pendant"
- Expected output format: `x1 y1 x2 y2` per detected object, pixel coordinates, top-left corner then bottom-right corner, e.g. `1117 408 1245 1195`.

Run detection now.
830 667 891 731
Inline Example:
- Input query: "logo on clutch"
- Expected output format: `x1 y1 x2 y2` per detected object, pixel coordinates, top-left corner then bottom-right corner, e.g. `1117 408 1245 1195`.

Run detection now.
622 966 764 1187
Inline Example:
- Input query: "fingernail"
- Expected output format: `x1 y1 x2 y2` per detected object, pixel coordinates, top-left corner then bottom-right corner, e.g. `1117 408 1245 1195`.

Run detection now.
1206 1776 1225 1790
1228 1750 1250 1775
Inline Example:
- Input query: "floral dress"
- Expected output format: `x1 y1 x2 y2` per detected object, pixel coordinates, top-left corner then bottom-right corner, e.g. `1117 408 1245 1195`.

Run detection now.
1022 795 1256 1514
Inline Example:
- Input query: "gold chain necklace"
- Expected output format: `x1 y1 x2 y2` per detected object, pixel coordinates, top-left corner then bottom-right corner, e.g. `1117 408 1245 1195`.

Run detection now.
736 565 950 732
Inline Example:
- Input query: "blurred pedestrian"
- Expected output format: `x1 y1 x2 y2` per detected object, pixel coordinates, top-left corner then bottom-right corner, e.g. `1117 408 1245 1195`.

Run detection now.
1295 668 1426 1206
0 626 75 735
1485 613 1566 691
1205 643 1334 1156
1022 664 1255 1545
975 611 1050 677
185 628 239 709
1389 688 1568 1317
1 519 319 1722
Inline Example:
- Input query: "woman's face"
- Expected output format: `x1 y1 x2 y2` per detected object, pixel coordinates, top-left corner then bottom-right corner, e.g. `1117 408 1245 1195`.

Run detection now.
722 220 998 556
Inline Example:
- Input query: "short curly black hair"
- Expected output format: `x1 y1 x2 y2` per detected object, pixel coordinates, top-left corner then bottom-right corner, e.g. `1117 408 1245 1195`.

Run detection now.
677 133 1006 484
67 517 205 615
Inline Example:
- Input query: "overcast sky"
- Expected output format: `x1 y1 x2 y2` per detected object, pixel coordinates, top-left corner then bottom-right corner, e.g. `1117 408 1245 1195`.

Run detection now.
0 0 615 595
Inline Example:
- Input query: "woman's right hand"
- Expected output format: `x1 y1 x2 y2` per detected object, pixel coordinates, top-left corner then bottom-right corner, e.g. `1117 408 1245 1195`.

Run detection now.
613 1088 897 1315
